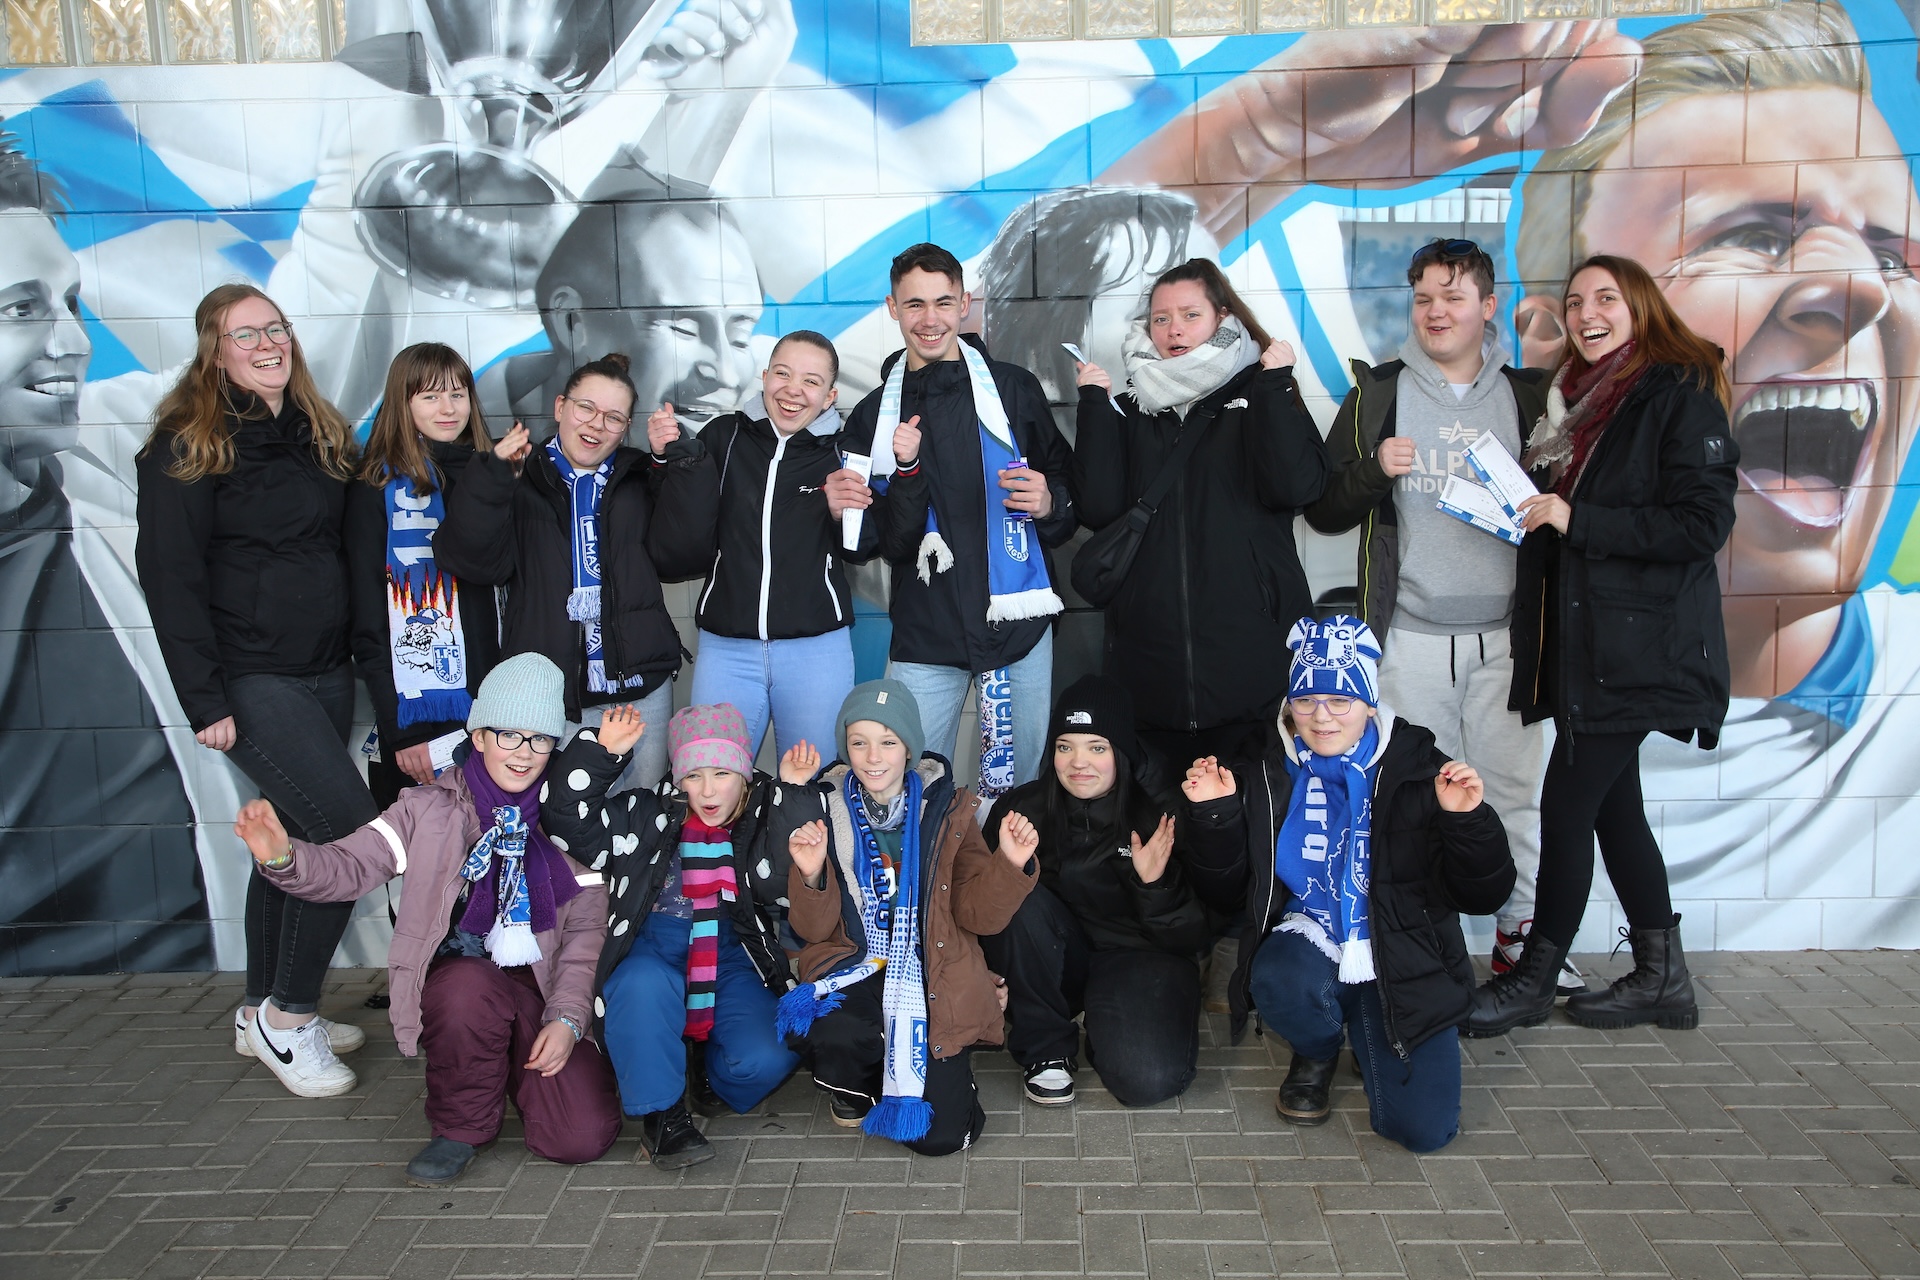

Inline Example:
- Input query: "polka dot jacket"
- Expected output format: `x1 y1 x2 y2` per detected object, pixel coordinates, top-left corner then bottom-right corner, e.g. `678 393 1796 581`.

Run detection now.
539 729 796 1036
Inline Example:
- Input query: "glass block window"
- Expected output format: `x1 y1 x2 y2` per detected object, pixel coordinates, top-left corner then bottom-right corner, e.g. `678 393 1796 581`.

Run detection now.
1 0 342 64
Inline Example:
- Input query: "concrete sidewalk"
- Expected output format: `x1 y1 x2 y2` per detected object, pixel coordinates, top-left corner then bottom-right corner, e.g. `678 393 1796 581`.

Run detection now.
3 951 1919 1278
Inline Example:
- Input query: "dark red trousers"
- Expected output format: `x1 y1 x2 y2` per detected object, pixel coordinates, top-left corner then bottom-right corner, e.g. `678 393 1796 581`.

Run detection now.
419 958 622 1164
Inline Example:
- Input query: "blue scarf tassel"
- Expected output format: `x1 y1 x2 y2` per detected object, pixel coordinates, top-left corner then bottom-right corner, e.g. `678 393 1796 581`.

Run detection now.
863 1096 933 1143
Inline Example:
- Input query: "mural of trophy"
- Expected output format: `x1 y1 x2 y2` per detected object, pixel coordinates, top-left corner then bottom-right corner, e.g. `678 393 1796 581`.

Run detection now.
352 0 677 307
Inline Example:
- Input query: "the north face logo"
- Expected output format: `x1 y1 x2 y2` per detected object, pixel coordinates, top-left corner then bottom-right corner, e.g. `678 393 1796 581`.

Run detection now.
1066 710 1093 726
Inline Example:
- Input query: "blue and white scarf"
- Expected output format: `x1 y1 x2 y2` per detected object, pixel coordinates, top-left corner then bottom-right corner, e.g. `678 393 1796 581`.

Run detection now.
383 476 471 729
546 439 642 696
1274 718 1386 983
459 804 546 967
775 769 932 1142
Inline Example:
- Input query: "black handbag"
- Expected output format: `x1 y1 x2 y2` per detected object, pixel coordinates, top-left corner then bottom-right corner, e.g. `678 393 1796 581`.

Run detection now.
1070 409 1214 608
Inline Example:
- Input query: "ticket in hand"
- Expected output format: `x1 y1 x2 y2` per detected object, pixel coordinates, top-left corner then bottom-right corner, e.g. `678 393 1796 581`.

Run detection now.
1463 431 1539 529
1062 343 1123 412
840 452 873 550
1436 474 1524 547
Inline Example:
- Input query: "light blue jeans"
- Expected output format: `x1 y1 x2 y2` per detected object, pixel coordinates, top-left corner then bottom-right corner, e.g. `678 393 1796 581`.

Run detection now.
566 679 674 794
888 628 1052 788
690 628 856 763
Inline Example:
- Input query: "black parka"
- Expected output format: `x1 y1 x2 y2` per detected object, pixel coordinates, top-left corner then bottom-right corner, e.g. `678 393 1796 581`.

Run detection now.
431 440 718 719
694 414 874 640
984 776 1211 956
1508 364 1739 747
344 442 502 756
1072 363 1330 734
135 395 352 731
1183 718 1515 1056
838 339 1078 673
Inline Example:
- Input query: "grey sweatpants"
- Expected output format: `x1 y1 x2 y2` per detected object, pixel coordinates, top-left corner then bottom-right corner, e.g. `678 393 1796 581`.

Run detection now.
1377 626 1550 934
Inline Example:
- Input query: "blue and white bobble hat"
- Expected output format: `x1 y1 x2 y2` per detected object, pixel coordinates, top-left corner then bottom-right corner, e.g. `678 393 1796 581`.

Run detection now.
1286 615 1382 708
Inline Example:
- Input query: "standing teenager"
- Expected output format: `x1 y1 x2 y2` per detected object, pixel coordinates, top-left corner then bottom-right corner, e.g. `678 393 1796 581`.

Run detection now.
433 353 719 791
684 331 872 759
1072 258 1328 766
136 284 377 1097
1467 255 1738 1037
346 343 502 808
1303 238 1569 994
836 244 1077 799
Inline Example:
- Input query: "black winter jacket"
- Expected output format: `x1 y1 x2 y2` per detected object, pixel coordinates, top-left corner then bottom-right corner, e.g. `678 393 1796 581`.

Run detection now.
539 734 794 1028
135 395 352 731
1509 364 1738 747
344 442 502 757
432 441 718 719
1184 719 1515 1055
984 778 1211 955
1304 358 1548 638
838 339 1077 672
1072 363 1330 734
695 414 874 640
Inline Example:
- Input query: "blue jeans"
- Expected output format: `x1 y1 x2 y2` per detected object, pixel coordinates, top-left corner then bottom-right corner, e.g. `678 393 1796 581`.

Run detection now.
598 911 798 1116
1248 929 1461 1153
690 628 855 762
888 628 1052 787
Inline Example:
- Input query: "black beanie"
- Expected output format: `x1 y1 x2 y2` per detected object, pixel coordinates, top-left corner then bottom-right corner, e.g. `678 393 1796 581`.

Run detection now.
1047 675 1140 767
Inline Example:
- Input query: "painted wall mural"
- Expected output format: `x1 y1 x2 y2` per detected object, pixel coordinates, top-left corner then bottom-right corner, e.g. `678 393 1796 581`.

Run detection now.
3 0 1917 974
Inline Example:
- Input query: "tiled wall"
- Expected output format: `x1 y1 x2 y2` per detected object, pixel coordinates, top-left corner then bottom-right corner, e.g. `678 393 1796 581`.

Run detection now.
2 0 1918 974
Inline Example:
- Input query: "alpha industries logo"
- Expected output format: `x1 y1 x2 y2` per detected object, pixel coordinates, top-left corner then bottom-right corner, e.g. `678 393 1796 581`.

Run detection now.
1437 419 1478 445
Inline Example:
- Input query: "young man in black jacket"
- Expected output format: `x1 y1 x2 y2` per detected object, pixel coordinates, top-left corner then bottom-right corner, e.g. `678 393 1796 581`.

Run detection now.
836 244 1076 798
1303 239 1568 995
1181 616 1513 1153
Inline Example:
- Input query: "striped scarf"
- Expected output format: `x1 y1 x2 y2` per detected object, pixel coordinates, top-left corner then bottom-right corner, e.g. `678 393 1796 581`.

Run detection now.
677 818 738 1042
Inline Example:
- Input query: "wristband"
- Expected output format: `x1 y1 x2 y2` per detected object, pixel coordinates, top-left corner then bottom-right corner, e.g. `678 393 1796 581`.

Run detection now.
557 1015 583 1041
261 844 294 871
895 456 921 476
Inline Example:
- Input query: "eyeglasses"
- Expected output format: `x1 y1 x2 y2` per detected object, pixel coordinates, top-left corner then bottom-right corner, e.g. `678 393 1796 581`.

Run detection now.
1288 696 1360 717
223 322 294 350
563 396 632 433
487 729 557 754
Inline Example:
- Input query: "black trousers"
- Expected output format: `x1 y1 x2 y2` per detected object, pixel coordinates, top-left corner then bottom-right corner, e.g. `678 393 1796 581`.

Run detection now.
1530 729 1674 948
226 667 377 1013
801 973 985 1156
980 886 1201 1107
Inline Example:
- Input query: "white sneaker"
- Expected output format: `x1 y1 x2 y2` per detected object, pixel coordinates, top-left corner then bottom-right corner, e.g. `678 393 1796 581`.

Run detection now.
234 1006 366 1057
1023 1060 1076 1106
246 1012 358 1098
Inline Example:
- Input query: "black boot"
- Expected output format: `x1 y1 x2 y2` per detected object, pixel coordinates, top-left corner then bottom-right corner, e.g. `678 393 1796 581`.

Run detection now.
1274 1053 1338 1125
686 1040 727 1118
640 1101 715 1171
1463 933 1569 1038
1565 915 1698 1031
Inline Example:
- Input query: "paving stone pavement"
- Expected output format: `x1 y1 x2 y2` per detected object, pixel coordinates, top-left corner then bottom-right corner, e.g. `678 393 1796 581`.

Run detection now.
5 952 1920 1279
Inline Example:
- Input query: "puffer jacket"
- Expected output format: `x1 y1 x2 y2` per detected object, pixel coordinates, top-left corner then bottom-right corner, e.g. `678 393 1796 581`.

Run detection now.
1183 717 1515 1057
1509 364 1739 746
772 757 1036 1060
260 766 608 1056
1072 363 1329 734
537 733 794 1025
1304 357 1548 637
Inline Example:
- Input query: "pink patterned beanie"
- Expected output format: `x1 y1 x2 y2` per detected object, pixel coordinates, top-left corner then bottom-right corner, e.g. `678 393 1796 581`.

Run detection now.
669 703 755 782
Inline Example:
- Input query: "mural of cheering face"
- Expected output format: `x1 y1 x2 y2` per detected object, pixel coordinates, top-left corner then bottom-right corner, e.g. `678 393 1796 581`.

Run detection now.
1517 4 1918 694
0 147 90 445
538 198 761 427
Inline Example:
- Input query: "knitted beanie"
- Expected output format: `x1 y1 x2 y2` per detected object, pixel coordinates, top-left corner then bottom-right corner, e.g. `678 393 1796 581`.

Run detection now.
1047 675 1139 768
466 653 566 739
669 703 755 781
1286 614 1382 707
835 678 925 763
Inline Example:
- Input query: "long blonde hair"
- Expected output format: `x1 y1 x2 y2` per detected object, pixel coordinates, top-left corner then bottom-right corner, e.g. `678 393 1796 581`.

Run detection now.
142 284 355 483
359 343 492 493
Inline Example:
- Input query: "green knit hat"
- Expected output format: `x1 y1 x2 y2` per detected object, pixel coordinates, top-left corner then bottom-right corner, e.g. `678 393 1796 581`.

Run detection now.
835 679 925 763
466 653 566 740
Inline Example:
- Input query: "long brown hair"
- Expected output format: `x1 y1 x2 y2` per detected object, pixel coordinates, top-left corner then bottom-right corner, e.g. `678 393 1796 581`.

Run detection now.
1149 258 1274 351
142 284 356 483
1562 255 1732 411
359 343 492 493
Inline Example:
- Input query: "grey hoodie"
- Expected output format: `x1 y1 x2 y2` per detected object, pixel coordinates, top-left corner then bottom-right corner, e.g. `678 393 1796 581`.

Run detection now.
1390 328 1524 634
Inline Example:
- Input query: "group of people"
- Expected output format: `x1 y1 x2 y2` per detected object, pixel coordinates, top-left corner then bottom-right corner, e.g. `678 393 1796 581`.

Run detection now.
129 233 1737 1180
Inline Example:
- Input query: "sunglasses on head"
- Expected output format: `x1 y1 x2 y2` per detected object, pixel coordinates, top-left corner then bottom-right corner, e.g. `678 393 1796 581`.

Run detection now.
1411 239 1482 266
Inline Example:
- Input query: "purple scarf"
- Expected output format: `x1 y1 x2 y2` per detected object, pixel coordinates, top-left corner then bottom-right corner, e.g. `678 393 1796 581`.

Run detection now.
456 752 582 938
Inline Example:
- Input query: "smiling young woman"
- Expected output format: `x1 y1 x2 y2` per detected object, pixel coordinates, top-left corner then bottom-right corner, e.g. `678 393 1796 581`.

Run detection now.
135 283 378 1099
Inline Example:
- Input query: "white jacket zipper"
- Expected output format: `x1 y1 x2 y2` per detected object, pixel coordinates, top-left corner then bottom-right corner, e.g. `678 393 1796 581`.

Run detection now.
757 434 789 640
